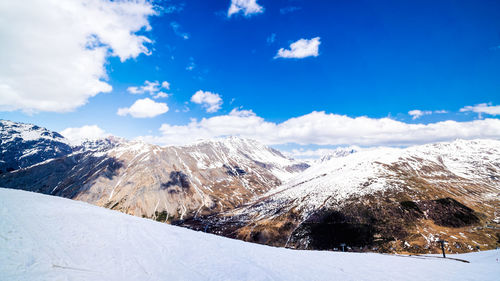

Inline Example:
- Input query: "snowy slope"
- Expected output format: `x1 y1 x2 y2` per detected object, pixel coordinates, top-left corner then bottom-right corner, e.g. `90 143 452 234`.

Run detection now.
0 188 498 281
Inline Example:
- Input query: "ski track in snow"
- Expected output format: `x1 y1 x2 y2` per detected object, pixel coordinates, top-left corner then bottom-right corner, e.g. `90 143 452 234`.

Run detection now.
0 188 498 281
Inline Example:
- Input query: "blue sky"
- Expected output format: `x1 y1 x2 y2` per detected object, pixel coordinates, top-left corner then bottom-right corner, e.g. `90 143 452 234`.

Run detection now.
1 0 500 154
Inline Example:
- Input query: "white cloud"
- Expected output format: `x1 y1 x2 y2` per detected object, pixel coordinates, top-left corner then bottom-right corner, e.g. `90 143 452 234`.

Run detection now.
60 125 109 145
275 37 321 59
117 98 168 118
0 0 157 113
153 92 169 99
139 109 500 146
228 0 264 17
460 103 500 116
127 81 161 95
190 90 223 113
127 80 170 99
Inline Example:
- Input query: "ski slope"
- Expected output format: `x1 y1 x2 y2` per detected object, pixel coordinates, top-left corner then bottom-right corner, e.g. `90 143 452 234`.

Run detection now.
0 188 498 281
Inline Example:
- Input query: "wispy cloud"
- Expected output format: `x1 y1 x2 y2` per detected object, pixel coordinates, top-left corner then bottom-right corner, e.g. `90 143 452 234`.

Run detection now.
128 81 163 94
170 22 190 40
408 109 447 120
186 57 196 71
280 6 301 14
275 37 321 59
267 33 276 44
227 0 264 17
460 103 500 118
127 81 170 99
162 2 185 14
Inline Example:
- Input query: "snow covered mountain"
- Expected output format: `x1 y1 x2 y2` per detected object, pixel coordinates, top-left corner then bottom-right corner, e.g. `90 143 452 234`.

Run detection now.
1 120 499 255
0 120 72 173
318 146 359 162
2 188 498 281
0 123 308 221
184 139 500 254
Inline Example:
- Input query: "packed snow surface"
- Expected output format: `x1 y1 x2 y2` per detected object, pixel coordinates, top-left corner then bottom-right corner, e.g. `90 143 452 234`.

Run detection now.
0 188 498 281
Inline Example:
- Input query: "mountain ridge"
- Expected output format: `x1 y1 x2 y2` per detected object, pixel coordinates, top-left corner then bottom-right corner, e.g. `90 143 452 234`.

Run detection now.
0 120 308 222
0 120 72 173
1 119 499 254
180 139 500 254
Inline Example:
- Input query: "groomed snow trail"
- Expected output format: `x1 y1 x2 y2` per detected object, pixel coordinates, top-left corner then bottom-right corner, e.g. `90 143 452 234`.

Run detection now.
0 188 498 281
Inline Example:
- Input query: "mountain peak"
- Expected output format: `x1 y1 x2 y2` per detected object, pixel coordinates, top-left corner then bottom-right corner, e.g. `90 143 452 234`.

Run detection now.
0 120 72 173
0 119 68 144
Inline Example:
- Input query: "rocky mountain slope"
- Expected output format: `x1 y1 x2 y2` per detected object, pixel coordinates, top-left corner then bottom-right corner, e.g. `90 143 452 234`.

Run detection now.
183 140 500 254
0 120 72 173
0 121 308 221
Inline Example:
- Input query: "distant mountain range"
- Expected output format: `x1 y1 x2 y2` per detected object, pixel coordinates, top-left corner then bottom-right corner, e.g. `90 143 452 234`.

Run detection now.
0 120 308 222
1 119 499 254
184 139 500 254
